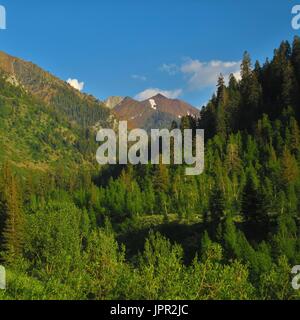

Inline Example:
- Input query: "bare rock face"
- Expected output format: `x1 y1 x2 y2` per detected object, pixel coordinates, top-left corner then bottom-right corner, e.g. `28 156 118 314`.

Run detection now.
113 94 200 130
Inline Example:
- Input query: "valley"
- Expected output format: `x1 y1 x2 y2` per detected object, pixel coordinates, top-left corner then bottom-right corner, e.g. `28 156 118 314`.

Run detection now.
0 38 300 300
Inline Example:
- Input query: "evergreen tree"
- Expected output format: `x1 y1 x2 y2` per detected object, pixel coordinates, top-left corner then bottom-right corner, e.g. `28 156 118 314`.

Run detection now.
240 52 262 130
281 147 299 186
292 36 300 86
0 163 24 264
209 184 226 225
216 74 227 136
241 167 266 224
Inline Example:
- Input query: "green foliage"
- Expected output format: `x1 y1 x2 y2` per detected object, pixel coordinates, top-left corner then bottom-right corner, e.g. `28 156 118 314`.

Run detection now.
24 200 83 281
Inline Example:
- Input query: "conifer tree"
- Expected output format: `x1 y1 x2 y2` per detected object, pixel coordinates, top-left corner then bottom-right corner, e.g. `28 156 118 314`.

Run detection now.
0 163 24 264
281 147 299 186
282 61 299 109
216 74 227 136
292 36 300 85
241 167 265 224
240 52 262 129
209 184 226 225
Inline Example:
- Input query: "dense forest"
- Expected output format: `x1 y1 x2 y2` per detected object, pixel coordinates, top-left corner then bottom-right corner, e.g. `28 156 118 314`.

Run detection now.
1 38 300 300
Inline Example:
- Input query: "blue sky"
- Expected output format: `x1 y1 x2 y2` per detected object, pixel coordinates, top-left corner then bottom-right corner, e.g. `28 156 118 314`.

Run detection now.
0 0 299 107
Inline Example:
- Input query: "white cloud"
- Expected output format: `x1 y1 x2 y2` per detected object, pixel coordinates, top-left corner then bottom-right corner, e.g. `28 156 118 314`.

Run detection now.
67 78 84 91
232 71 242 82
134 88 182 101
131 74 147 81
160 63 179 75
180 59 241 90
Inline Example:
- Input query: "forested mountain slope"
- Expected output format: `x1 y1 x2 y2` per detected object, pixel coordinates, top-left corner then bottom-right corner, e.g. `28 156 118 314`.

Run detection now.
0 52 114 173
199 38 300 138
0 51 111 128
0 72 101 173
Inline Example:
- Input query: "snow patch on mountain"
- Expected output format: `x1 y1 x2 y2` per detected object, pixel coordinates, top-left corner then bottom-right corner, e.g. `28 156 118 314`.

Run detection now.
149 99 157 110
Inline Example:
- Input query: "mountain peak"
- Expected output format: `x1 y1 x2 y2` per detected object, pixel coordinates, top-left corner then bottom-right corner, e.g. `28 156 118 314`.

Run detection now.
152 93 167 99
113 93 199 130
